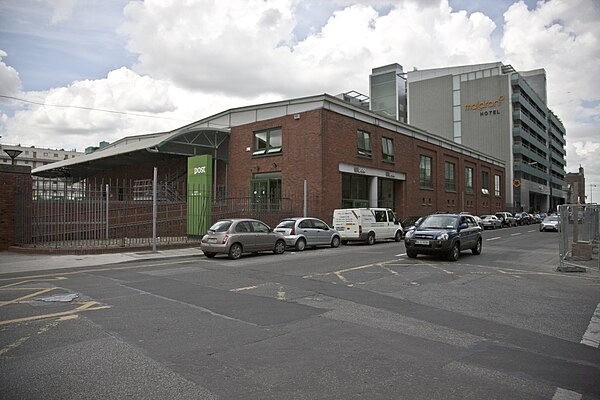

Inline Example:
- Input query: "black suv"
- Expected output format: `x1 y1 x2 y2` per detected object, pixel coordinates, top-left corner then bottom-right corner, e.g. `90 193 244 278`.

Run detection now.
404 214 482 261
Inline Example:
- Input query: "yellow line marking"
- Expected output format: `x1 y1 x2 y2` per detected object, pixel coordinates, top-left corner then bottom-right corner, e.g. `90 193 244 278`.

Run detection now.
0 335 31 357
0 277 66 288
334 271 349 283
0 287 58 308
0 301 111 326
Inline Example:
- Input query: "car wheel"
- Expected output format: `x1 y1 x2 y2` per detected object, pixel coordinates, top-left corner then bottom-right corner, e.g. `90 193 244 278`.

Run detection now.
472 238 482 255
447 242 460 261
204 252 216 258
228 243 243 260
394 230 402 242
367 233 375 245
295 238 306 251
331 236 340 248
406 249 418 258
274 239 286 254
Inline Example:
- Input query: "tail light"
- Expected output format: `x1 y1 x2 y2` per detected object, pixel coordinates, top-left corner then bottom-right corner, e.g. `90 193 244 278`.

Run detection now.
290 227 296 235
222 235 229 244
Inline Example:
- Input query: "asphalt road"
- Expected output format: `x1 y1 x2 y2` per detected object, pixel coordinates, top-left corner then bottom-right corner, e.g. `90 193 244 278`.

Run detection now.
1 224 599 399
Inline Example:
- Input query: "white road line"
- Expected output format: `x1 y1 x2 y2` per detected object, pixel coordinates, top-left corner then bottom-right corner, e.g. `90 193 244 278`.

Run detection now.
552 388 582 400
527 230 537 233
486 237 501 241
581 303 600 348
510 233 522 236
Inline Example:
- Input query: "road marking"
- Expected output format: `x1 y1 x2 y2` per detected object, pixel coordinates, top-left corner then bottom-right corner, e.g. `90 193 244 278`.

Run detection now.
395 253 406 257
0 301 111 326
510 233 522 236
230 285 260 292
486 237 501 241
581 303 600 348
277 286 286 301
0 260 195 283
0 335 31 357
0 287 58 307
552 388 582 400
528 230 537 233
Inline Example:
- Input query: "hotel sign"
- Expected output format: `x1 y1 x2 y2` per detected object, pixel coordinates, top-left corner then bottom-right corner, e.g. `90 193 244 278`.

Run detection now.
465 95 505 117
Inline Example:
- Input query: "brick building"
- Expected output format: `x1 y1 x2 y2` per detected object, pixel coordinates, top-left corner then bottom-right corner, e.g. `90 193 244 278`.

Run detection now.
33 94 505 225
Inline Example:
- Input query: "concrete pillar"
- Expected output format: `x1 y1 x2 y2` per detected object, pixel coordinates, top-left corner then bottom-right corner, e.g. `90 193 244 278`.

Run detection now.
369 176 378 207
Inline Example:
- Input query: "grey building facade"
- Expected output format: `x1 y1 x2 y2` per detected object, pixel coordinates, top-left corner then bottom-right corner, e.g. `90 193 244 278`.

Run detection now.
403 62 567 212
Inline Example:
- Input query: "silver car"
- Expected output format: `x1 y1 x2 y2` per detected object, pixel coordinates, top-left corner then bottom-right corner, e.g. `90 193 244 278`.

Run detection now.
480 215 502 230
201 219 286 259
539 215 560 232
275 217 341 251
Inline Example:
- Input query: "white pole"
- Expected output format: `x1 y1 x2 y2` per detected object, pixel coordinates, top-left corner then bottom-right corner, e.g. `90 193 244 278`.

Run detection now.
105 184 109 240
303 180 307 217
152 167 157 253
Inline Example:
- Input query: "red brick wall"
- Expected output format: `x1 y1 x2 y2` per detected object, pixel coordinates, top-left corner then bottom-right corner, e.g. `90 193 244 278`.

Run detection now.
0 165 32 250
226 108 505 222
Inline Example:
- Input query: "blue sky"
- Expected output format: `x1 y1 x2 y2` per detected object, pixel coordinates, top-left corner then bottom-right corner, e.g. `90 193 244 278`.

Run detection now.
0 0 598 199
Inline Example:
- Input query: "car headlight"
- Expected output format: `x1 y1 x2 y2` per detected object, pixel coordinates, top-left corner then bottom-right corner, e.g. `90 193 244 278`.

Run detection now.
437 233 449 241
405 230 414 239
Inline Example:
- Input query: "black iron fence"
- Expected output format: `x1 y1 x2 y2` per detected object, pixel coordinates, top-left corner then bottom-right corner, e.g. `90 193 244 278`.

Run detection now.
14 177 321 249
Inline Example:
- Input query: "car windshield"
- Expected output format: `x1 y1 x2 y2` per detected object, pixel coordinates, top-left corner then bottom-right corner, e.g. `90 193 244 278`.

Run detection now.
276 220 295 229
544 216 559 222
419 215 458 230
208 220 232 232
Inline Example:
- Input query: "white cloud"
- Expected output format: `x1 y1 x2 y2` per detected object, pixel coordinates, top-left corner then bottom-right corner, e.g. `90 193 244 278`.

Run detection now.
0 50 22 96
502 0 600 186
48 0 77 24
0 0 598 189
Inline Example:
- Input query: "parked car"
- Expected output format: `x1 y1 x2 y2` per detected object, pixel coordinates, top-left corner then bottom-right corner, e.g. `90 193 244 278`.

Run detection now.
201 218 286 259
540 215 560 232
495 212 516 227
473 215 485 229
514 212 531 225
332 208 403 245
480 215 502 230
401 216 423 237
274 217 341 251
404 214 482 261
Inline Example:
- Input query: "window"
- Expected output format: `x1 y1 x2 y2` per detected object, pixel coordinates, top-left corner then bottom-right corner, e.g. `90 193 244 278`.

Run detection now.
312 219 329 230
253 127 282 156
495 175 501 197
445 162 456 191
382 137 394 162
250 173 281 210
419 155 433 188
374 210 387 222
482 171 489 190
465 167 474 193
357 130 371 157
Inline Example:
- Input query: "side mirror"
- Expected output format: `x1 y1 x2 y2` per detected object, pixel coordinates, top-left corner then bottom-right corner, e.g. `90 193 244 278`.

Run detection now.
459 223 468 231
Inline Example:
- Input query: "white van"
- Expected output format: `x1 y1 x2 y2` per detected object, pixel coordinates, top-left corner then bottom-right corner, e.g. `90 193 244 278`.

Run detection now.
332 208 403 245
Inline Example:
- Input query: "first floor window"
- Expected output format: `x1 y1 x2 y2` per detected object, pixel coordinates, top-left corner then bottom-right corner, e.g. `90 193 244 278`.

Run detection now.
495 175 501 197
382 137 394 162
357 130 372 157
465 167 474 193
250 173 281 210
445 162 456 192
482 170 489 195
420 155 433 188
253 127 282 156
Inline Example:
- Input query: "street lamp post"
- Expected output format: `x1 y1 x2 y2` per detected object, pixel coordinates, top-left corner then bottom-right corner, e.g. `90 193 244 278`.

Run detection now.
590 184 597 204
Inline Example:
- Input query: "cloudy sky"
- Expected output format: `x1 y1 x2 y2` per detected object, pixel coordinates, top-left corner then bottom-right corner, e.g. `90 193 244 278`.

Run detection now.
0 0 599 200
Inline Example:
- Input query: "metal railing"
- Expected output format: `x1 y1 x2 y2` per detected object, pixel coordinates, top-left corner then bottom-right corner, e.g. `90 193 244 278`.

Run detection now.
558 204 599 271
14 177 322 250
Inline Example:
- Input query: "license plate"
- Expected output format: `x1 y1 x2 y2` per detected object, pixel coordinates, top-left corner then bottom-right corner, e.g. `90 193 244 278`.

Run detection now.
207 238 217 243
415 239 430 245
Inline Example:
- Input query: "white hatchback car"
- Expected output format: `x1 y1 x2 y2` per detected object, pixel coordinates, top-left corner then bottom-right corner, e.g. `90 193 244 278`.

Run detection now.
275 217 341 251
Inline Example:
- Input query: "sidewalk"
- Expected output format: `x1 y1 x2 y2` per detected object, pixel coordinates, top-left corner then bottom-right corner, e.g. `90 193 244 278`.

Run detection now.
0 247 202 275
